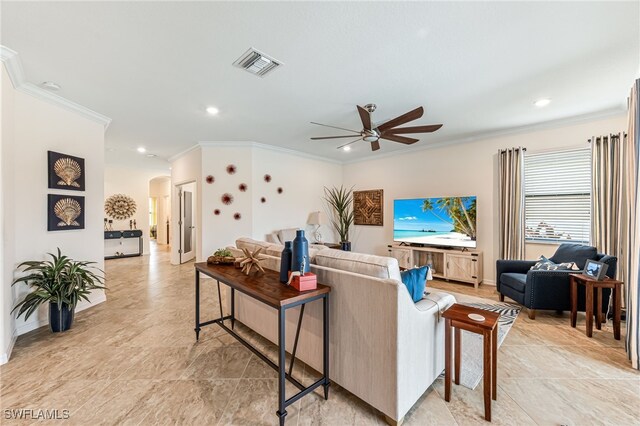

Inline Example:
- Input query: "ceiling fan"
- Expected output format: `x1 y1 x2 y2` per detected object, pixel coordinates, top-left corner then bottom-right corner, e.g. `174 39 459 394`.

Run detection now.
310 104 443 151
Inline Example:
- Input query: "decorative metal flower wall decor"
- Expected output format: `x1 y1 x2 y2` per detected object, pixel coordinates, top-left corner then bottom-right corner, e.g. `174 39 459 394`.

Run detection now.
214 209 221 215
104 194 137 220
206 175 215 184
221 193 234 205
277 187 283 194
234 212 242 220
261 197 266 203
226 165 237 175
239 183 247 192
264 174 271 182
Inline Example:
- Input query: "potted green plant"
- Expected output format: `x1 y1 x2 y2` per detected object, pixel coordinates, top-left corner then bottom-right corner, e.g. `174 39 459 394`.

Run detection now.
12 249 105 333
324 185 355 251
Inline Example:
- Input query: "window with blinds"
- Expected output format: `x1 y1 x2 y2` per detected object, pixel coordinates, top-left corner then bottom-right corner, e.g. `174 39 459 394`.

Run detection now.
524 148 591 243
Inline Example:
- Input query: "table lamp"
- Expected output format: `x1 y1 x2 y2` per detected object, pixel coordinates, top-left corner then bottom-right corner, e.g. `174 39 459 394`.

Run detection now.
307 211 325 243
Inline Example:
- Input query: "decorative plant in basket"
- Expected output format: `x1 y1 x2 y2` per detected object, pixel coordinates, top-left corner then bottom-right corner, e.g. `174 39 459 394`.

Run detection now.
12 249 105 333
207 248 236 265
324 185 355 251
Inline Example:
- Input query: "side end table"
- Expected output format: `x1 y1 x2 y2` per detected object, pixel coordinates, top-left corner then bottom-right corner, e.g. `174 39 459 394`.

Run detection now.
443 303 500 422
569 273 623 340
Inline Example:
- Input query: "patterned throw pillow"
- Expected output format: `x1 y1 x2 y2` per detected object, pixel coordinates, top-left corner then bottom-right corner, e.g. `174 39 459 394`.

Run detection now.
530 255 579 271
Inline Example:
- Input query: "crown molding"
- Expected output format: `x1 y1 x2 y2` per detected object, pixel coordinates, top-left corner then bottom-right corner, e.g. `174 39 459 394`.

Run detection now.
0 45 112 130
169 141 340 165
199 141 341 165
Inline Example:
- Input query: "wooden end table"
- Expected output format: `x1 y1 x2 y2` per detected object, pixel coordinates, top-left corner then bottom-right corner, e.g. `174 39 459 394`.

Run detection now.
569 273 623 340
443 303 500 422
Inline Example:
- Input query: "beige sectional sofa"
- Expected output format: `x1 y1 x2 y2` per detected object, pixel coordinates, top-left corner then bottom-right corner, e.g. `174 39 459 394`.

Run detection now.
228 237 456 424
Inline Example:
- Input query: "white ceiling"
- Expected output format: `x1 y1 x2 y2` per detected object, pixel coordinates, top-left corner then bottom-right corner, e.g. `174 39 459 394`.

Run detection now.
2 1 638 165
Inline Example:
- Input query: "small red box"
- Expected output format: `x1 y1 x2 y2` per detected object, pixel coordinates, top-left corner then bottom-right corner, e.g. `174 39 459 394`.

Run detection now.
288 272 317 291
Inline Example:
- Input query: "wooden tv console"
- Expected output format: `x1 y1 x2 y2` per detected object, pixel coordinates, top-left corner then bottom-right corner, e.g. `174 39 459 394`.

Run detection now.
387 244 483 288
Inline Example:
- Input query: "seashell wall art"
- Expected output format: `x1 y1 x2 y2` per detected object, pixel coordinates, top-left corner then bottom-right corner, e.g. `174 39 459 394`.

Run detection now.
48 194 85 231
48 151 85 191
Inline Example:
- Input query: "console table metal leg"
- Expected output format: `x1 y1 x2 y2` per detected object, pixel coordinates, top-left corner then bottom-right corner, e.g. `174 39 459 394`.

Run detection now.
277 308 287 425
194 270 201 340
231 288 235 330
216 280 224 325
289 304 305 377
323 295 330 400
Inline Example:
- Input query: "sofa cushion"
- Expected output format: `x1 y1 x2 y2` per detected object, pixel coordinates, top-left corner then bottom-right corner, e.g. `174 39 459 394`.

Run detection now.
314 249 402 281
550 243 597 269
400 266 429 303
236 237 271 253
265 243 323 262
277 228 299 244
530 255 579 271
500 272 527 293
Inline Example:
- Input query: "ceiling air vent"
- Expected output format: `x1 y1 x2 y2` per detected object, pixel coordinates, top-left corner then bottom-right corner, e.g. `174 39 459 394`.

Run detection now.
232 48 282 77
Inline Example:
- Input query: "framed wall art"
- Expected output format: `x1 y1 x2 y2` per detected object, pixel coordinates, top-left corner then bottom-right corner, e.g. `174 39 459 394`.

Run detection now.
353 189 384 226
48 151 85 191
48 194 85 231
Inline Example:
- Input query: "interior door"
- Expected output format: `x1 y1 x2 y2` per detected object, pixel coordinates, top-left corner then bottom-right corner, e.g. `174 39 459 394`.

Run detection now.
179 183 196 263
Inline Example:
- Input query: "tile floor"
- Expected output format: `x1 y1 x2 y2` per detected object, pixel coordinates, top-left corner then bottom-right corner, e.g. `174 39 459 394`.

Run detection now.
1 243 638 425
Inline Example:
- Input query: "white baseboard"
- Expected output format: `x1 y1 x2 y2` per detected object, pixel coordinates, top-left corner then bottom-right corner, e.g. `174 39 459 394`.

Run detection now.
482 279 496 286
14 293 107 337
0 331 17 365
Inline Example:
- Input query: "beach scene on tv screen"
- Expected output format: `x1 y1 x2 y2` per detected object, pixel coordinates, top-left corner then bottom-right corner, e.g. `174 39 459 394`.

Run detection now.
393 197 477 248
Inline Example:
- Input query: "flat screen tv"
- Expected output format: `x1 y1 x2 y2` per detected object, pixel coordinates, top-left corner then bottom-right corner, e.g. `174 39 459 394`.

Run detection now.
393 196 477 248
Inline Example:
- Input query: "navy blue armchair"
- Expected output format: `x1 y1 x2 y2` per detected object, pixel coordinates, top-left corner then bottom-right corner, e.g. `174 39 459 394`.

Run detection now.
496 244 617 319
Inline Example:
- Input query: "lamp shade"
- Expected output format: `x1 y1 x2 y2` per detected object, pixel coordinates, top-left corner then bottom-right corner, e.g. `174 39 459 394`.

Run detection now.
307 211 325 226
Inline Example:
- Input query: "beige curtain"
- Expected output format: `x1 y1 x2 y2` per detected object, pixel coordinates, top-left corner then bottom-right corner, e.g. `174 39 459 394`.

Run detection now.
498 147 526 260
591 133 625 272
625 79 639 370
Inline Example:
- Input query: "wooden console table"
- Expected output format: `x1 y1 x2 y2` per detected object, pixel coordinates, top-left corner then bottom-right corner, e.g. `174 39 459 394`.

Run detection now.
569 273 623 340
443 303 499 422
194 263 331 425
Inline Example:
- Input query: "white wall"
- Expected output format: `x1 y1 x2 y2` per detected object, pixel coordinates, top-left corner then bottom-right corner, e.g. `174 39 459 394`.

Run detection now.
104 166 168 255
149 176 171 245
251 146 342 243
170 146 202 264
1 63 107 353
342 114 627 284
1 65 17 363
171 143 343 262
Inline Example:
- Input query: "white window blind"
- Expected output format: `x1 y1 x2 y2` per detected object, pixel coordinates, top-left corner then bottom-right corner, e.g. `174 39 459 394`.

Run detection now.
524 148 591 243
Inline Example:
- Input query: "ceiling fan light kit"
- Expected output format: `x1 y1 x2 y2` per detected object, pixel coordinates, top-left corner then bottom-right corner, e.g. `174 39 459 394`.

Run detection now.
311 104 442 152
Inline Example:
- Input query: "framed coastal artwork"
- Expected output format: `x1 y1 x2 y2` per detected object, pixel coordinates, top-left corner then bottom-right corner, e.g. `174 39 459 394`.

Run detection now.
48 151 85 191
48 194 85 231
353 189 384 226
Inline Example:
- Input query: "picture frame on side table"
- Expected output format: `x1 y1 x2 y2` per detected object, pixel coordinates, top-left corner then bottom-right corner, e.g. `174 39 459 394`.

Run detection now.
583 259 608 281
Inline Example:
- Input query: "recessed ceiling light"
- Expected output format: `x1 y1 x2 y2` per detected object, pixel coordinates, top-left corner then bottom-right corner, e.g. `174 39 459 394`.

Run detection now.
534 98 551 107
146 154 157 158
206 106 219 115
343 146 352 152
40 81 61 91
137 147 146 153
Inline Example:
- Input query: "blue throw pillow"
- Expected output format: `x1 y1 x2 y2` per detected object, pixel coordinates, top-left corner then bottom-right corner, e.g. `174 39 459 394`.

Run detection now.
400 265 430 303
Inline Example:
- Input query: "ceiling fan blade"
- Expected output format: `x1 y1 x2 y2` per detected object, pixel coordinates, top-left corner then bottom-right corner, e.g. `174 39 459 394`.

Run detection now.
387 124 443 134
311 135 362 140
357 105 373 131
370 140 380 151
380 134 419 145
310 122 361 134
337 138 362 150
376 107 424 133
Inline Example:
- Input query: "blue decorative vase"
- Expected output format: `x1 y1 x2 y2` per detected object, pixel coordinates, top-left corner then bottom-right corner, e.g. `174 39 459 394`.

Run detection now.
341 241 352 251
291 230 310 273
49 302 74 333
280 241 293 283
